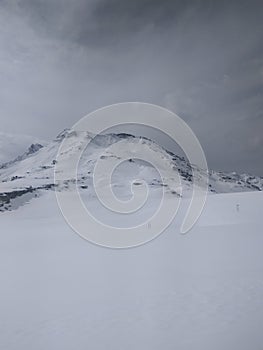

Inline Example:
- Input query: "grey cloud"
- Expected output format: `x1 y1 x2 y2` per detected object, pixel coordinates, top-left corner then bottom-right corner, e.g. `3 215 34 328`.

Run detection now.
0 0 262 174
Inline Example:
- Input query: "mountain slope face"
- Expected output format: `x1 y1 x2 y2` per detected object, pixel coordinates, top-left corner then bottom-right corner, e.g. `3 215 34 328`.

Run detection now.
0 130 262 211
0 132 46 165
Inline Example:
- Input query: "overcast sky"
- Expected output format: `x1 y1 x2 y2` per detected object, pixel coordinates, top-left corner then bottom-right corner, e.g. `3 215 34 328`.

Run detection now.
0 0 262 174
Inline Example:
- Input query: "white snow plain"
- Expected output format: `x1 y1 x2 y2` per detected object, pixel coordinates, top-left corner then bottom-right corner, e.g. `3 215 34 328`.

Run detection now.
0 190 263 350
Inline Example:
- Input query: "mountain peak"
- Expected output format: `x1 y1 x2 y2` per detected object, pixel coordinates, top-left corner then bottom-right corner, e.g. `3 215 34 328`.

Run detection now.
0 130 262 212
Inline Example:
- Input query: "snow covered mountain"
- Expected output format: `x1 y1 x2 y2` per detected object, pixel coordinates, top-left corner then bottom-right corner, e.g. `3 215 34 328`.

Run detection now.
0 129 262 211
0 131 46 165
1 132 263 349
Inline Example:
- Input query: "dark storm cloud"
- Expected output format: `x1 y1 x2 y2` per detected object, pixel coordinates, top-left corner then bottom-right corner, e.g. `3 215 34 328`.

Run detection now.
0 0 262 174
19 0 194 45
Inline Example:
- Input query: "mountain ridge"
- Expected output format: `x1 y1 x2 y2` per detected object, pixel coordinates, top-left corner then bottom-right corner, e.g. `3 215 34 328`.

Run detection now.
0 130 262 212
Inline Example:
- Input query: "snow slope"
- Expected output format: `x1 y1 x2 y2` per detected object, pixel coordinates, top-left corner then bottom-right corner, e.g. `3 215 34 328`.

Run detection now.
0 129 262 213
0 130 262 349
0 190 262 350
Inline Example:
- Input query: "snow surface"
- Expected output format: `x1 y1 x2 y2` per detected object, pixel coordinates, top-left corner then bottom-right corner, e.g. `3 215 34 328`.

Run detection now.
0 130 262 200
1 130 263 349
0 190 263 350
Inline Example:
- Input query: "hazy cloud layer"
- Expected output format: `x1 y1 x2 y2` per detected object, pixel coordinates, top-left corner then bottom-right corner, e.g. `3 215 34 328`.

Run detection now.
0 0 262 174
